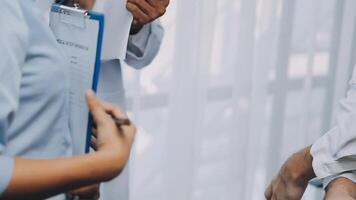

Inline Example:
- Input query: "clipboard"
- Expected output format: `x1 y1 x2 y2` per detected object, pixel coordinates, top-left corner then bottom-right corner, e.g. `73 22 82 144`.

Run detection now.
50 4 104 154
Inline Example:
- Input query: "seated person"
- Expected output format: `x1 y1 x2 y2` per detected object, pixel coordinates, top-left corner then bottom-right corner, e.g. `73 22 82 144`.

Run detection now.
265 65 356 200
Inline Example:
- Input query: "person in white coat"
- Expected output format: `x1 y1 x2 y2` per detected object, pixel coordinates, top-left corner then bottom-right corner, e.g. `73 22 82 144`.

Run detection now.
0 1 137 200
36 0 169 199
265 65 356 200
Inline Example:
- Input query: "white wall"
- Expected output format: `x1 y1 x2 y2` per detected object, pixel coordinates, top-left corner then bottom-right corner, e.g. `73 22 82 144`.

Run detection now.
122 0 356 199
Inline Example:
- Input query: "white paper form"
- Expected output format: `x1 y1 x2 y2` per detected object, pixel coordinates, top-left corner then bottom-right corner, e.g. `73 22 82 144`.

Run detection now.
50 7 101 155
93 0 133 60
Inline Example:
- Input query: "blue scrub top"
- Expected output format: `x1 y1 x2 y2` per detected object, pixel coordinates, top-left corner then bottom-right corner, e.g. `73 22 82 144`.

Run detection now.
0 0 72 195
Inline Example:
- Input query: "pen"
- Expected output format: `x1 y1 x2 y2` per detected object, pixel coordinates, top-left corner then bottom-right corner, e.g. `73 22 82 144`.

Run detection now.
111 114 131 126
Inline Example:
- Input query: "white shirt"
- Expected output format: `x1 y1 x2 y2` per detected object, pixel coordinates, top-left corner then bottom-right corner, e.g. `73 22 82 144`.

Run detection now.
36 1 163 200
311 65 356 187
36 0 164 106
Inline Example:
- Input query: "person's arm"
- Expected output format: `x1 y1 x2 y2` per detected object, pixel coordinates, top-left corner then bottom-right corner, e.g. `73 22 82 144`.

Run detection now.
126 0 169 34
264 146 315 200
124 0 168 69
265 65 356 199
325 176 356 200
307 65 356 186
2 91 136 200
125 20 164 69
0 1 29 196
3 151 119 200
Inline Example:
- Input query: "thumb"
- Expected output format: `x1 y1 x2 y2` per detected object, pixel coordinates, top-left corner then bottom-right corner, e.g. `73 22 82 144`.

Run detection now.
85 90 109 126
264 184 273 199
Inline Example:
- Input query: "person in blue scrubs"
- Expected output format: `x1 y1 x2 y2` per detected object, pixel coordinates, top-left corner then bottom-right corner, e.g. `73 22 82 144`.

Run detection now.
0 1 136 199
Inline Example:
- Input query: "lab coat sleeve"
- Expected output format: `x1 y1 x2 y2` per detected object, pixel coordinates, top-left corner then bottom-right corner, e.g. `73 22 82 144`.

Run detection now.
124 20 164 69
0 0 28 195
311 65 356 182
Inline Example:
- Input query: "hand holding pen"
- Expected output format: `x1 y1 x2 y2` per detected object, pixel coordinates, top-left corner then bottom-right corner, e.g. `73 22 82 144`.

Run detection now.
66 91 136 200
111 114 131 126
88 91 135 152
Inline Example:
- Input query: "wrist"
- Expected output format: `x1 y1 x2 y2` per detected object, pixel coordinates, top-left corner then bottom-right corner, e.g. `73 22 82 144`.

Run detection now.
296 147 315 184
326 177 356 198
301 146 315 180
130 23 143 35
287 146 315 185
88 151 124 182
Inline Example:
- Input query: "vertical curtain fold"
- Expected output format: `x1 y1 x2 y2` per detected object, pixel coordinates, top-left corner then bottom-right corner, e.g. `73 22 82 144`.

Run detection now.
123 0 356 199
161 0 218 199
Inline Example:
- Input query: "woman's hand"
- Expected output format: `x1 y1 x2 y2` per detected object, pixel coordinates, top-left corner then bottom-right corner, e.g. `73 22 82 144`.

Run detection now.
66 91 135 199
2 91 136 200
85 90 136 180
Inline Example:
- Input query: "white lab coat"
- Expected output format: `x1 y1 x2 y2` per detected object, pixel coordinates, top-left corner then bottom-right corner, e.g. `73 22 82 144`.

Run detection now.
36 1 164 199
311 65 356 187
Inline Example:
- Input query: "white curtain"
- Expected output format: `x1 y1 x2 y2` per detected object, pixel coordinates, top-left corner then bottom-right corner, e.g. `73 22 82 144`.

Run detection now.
122 0 356 199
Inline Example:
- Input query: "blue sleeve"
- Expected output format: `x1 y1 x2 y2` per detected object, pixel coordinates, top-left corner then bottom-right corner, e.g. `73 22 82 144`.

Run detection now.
125 20 164 69
0 0 29 195
0 157 14 194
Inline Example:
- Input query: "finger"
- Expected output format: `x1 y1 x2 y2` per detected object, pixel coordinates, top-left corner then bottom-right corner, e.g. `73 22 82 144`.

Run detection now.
145 0 167 17
85 90 111 126
145 0 158 7
128 0 156 17
79 0 95 10
132 19 140 26
163 0 170 7
121 123 137 145
92 128 98 138
127 2 151 25
100 102 136 141
147 0 170 7
91 136 98 151
101 102 128 119
265 183 273 199
70 184 100 198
